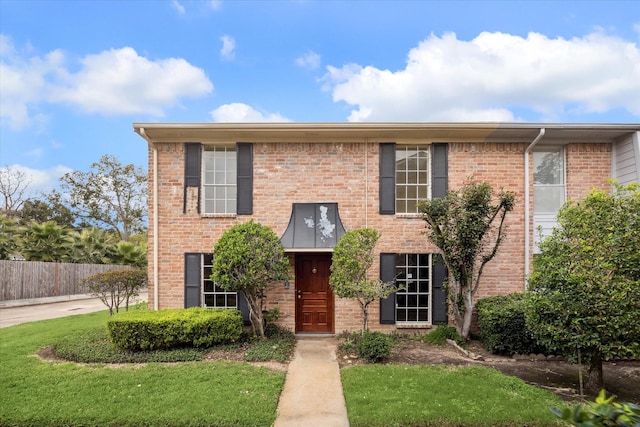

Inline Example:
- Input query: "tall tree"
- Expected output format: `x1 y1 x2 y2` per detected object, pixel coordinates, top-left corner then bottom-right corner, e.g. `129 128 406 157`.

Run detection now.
0 165 31 217
419 181 515 339
17 195 75 228
526 183 640 393
329 228 396 332
212 220 290 337
58 155 147 241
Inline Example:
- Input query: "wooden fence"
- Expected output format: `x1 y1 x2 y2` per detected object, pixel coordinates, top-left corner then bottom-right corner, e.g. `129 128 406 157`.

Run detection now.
0 261 134 301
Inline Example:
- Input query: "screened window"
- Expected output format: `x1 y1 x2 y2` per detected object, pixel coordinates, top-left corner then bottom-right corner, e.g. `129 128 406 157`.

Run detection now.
534 147 565 213
395 254 431 323
396 145 430 214
203 146 237 214
201 253 238 309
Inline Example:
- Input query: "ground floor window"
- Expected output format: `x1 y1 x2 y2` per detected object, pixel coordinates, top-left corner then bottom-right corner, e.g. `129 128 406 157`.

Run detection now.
395 253 431 323
201 253 238 309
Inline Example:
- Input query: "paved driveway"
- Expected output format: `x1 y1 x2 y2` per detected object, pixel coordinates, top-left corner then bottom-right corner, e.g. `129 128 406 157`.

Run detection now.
0 292 148 328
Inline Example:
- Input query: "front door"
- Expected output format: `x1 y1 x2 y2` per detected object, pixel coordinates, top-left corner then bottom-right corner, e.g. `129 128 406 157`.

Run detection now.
295 253 334 333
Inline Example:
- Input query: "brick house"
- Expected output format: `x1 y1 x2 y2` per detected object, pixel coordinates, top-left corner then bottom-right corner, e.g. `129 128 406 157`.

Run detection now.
133 123 640 334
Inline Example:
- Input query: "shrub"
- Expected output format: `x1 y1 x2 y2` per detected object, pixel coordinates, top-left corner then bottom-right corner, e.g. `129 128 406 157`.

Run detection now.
551 390 640 427
83 269 147 315
423 325 463 346
477 293 547 356
107 308 243 351
357 331 393 363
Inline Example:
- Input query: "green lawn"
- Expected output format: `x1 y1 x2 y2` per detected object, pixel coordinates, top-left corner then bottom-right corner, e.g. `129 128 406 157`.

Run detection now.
342 364 565 427
0 311 285 427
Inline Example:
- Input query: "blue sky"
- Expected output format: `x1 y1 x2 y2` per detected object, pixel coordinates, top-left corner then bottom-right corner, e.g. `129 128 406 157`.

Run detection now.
1 0 639 195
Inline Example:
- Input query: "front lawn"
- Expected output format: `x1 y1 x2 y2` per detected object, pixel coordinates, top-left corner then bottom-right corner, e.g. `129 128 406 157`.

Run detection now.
342 364 564 427
0 311 286 427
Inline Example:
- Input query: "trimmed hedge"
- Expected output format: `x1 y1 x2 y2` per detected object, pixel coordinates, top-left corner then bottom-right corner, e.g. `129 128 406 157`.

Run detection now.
357 331 393 363
477 293 547 356
107 308 244 351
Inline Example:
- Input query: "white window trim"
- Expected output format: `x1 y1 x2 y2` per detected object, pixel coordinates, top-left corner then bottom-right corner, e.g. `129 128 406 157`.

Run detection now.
395 144 432 215
202 145 237 215
533 146 567 214
395 253 433 325
201 253 238 309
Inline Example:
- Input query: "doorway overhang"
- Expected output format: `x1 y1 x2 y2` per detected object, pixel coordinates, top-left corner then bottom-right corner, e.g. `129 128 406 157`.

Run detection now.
280 203 346 251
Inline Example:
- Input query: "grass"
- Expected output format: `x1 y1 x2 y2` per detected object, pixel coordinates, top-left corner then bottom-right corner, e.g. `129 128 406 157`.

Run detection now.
342 364 565 427
0 311 286 427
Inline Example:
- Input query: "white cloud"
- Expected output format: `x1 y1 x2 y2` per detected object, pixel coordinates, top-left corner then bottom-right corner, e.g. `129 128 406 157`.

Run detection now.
296 50 321 69
209 0 222 10
172 0 186 14
0 37 214 129
220 35 236 61
210 103 291 122
323 30 640 122
9 164 73 195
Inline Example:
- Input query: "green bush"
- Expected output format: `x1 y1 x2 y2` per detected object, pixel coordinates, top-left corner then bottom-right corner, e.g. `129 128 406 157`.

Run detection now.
551 390 640 427
357 331 393 363
107 308 243 351
423 325 463 346
477 293 547 356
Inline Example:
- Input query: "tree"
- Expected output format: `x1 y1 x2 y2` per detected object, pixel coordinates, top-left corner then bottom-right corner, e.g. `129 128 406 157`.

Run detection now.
0 165 31 217
18 195 74 228
526 183 640 393
0 215 18 260
65 228 116 264
212 221 290 337
17 221 71 262
58 154 147 241
419 181 515 340
329 228 397 332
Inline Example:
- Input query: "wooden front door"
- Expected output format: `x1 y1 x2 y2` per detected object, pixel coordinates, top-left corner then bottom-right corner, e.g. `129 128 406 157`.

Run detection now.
295 253 334 333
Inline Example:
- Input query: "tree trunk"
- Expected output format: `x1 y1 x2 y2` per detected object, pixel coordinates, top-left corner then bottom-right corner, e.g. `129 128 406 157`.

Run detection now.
584 353 604 394
245 293 265 338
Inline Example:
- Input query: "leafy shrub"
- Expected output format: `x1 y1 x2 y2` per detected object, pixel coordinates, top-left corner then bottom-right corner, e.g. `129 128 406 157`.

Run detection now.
83 269 147 315
357 331 393 363
107 308 243 351
477 293 548 356
423 325 463 346
551 390 640 427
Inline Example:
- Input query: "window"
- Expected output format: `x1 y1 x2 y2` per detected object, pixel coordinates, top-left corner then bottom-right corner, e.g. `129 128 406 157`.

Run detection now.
395 254 431 323
201 253 238 309
203 146 237 214
395 145 430 214
533 147 565 213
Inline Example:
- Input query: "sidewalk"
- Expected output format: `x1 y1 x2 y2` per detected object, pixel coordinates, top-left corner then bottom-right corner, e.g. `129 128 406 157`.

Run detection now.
0 291 148 328
274 336 350 427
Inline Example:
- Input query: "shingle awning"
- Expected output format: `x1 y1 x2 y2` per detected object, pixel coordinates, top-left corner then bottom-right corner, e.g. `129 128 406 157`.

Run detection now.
280 203 346 250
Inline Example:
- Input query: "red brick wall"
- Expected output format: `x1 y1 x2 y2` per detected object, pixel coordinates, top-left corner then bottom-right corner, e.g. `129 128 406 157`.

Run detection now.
147 140 612 333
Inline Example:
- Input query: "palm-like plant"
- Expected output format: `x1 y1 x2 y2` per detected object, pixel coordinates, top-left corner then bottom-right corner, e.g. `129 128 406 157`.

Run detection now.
111 241 147 268
65 228 116 264
18 221 70 262
0 215 18 260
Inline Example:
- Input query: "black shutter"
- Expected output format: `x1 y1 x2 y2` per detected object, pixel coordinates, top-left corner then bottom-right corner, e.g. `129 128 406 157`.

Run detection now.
184 143 202 213
237 291 251 325
431 143 448 199
379 143 396 214
184 253 201 308
432 257 448 324
237 143 253 215
379 253 397 324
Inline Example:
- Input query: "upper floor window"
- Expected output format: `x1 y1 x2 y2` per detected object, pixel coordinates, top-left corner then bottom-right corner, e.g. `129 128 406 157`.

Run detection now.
395 145 430 214
533 147 565 214
203 146 237 214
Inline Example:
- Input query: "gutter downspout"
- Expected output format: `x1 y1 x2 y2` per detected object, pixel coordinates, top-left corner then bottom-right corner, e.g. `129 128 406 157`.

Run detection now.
524 128 545 290
139 128 159 311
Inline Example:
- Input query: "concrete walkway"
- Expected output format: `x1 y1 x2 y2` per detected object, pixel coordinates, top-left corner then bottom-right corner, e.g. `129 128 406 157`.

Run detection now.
0 291 148 328
274 336 350 427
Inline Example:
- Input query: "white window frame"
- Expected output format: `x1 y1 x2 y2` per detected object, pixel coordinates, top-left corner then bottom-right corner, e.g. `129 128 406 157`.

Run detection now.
202 145 237 215
395 144 431 214
533 146 566 214
201 253 238 309
395 253 432 325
